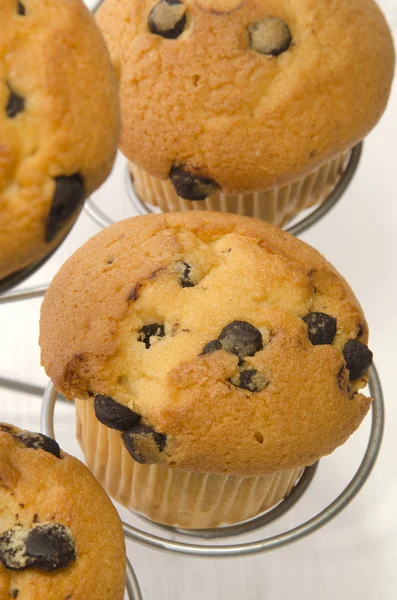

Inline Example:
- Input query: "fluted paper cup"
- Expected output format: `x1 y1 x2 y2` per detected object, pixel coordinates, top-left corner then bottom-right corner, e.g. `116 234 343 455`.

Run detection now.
128 151 348 226
76 398 304 529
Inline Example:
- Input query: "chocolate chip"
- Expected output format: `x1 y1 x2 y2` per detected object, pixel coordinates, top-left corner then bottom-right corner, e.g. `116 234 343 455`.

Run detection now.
230 369 269 392
17 2 25 15
148 0 187 39
138 323 165 348
303 312 337 346
175 261 195 287
45 174 85 243
6 88 25 118
14 431 61 459
218 321 263 360
25 524 76 572
343 340 373 381
170 166 220 200
200 340 222 355
248 17 292 56
11 590 19 598
122 424 167 464
94 395 140 431
0 524 76 572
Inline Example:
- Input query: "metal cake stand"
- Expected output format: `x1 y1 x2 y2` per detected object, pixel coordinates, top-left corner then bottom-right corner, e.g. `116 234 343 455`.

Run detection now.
0 1 376 597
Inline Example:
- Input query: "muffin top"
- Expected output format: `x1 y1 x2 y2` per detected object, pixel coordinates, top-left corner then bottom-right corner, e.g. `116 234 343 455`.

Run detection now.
0 0 120 281
97 0 394 196
40 212 373 476
0 423 126 600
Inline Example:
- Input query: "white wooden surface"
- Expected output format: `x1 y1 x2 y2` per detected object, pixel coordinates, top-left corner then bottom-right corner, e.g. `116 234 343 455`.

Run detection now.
1 2 397 598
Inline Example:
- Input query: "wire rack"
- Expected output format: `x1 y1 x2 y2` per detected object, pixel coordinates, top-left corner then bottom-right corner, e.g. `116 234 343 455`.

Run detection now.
0 1 385 598
0 100 375 598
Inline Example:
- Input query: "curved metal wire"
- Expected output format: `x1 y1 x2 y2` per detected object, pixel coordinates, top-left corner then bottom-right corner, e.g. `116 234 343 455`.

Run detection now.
84 144 363 232
41 362 383 558
126 558 143 600
0 284 49 304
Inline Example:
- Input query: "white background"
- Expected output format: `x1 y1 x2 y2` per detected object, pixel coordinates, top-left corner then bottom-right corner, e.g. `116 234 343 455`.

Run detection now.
1 1 397 598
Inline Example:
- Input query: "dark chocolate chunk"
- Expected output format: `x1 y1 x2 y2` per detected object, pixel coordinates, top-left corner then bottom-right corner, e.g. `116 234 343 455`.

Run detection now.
0 524 76 572
176 261 195 287
14 431 61 459
122 424 167 464
170 166 220 200
94 395 140 431
148 0 187 39
230 369 269 392
45 174 85 243
303 313 337 346
303 312 337 346
6 88 25 118
17 2 25 15
25 524 76 572
138 323 165 348
218 321 263 360
200 340 222 355
248 17 292 56
11 590 19 599
343 340 373 381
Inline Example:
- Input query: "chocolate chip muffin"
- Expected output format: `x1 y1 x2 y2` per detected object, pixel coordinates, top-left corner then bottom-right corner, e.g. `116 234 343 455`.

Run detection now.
96 0 394 223
0 423 126 599
0 0 120 283
39 212 373 528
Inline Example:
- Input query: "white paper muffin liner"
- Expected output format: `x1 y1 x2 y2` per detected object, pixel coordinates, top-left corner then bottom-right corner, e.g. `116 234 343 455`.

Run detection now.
76 398 304 529
128 152 348 226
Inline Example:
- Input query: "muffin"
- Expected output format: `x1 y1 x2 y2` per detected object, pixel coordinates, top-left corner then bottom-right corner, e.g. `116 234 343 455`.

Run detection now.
0 423 126 600
0 0 120 284
96 0 394 224
40 212 373 528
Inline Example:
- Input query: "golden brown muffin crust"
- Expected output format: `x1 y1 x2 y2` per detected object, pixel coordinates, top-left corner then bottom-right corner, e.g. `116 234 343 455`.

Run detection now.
0 0 120 281
40 212 372 476
97 0 394 194
0 424 126 600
